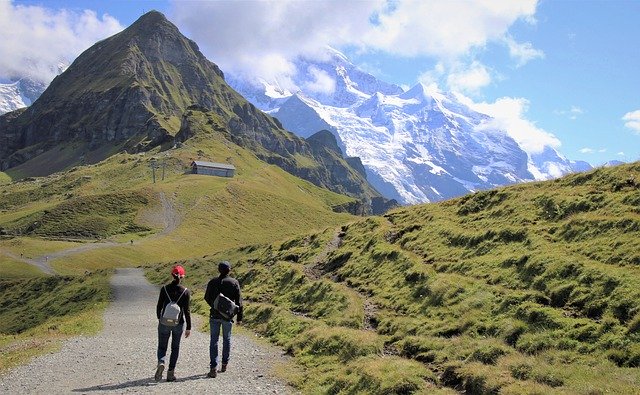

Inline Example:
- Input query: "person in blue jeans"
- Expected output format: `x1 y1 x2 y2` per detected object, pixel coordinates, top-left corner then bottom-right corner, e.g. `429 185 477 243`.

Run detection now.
204 261 243 378
155 265 191 382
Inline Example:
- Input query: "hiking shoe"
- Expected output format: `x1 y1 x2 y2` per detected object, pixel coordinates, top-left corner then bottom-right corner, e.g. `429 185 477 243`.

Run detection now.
154 363 165 381
220 364 227 373
166 370 176 382
207 367 217 378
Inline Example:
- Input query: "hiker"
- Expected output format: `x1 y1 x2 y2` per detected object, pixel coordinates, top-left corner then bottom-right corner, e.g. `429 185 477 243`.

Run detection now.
155 265 191 382
204 261 243 378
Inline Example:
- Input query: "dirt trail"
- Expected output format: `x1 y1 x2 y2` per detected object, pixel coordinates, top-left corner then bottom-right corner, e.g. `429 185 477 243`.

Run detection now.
0 268 295 394
3 191 181 275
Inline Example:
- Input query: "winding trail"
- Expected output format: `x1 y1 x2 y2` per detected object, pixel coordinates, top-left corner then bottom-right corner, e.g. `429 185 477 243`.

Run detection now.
0 268 295 394
3 191 180 275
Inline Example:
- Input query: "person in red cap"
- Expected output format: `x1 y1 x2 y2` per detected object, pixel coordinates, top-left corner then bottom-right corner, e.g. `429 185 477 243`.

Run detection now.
155 264 191 382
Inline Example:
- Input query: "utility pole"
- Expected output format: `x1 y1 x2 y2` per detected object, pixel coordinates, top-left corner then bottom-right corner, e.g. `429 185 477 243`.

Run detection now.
150 159 158 183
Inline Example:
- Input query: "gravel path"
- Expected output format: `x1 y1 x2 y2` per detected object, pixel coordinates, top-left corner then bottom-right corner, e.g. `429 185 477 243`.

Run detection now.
0 268 296 394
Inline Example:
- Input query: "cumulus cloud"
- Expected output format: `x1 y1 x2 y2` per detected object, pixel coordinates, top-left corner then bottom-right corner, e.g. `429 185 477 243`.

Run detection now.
622 110 640 134
457 94 561 155
172 0 383 80
171 0 539 80
364 0 538 58
445 61 492 94
504 35 544 67
302 67 336 95
0 1 122 83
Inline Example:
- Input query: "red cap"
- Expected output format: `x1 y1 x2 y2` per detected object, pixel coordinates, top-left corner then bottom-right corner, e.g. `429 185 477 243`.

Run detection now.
171 265 185 277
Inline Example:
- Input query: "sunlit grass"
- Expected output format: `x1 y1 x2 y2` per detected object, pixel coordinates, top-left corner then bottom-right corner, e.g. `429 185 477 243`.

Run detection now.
142 162 640 393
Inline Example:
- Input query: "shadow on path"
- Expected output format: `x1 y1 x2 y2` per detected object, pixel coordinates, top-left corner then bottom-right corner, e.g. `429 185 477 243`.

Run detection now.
72 374 209 392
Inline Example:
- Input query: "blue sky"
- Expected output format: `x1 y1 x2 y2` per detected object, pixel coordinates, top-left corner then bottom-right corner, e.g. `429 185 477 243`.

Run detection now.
2 0 639 165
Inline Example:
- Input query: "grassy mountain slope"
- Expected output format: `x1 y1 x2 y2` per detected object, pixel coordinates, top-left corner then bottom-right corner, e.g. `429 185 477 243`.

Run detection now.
0 120 355 276
152 162 640 394
0 107 358 373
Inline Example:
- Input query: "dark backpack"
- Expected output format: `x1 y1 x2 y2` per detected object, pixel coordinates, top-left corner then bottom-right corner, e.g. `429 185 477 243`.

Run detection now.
213 293 238 320
160 286 187 326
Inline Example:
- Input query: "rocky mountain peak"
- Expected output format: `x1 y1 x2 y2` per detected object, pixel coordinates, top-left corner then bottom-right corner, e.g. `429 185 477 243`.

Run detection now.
1 12 387 213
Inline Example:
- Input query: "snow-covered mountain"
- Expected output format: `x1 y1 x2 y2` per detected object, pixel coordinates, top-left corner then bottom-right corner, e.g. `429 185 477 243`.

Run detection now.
0 78 48 114
0 62 68 115
229 48 592 204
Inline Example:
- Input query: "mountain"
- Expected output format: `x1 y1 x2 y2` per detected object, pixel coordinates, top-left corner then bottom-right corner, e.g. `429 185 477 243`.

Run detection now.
228 48 593 204
0 62 68 115
0 11 389 213
0 78 47 114
603 160 626 167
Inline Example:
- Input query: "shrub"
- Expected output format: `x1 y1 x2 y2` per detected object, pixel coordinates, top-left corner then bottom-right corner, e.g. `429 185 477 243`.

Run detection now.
515 332 556 354
291 326 382 362
332 356 436 395
468 343 509 365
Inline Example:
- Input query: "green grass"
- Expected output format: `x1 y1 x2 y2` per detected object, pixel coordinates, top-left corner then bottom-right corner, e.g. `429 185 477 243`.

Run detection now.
0 130 355 275
0 172 11 185
0 271 110 373
0 255 44 277
140 162 640 394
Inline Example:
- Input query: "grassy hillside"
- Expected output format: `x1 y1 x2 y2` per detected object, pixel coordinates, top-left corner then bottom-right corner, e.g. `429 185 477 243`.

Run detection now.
0 172 11 185
0 122 356 371
0 125 355 276
148 162 640 394
0 271 110 372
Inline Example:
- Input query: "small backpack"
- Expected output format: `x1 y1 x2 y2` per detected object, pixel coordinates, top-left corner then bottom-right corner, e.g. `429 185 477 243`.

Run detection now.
213 292 238 320
160 286 187 327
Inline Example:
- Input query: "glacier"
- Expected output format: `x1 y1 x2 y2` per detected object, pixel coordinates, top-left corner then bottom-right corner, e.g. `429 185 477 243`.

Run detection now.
228 48 591 204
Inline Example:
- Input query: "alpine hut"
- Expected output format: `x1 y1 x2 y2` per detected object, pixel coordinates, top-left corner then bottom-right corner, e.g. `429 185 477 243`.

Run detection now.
190 161 235 177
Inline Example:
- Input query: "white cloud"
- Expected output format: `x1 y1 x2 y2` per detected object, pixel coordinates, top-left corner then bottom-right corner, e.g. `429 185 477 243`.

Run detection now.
172 0 539 79
457 94 561 154
302 66 336 95
0 1 122 83
555 106 584 120
364 0 538 58
419 60 492 95
617 152 625 156
417 62 446 86
579 147 606 154
503 35 544 67
172 0 384 80
622 110 640 134
445 61 492 94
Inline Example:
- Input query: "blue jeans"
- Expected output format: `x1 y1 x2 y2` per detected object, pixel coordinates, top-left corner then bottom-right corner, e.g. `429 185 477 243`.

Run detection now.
210 318 233 368
157 323 184 371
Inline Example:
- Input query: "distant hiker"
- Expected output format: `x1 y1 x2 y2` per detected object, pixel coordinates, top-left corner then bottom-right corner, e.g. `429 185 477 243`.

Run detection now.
155 265 191 382
130 239 133 245
204 261 243 378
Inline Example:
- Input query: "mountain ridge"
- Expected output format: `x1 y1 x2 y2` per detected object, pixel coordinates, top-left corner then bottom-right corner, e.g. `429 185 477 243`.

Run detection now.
0 11 390 213
228 48 595 204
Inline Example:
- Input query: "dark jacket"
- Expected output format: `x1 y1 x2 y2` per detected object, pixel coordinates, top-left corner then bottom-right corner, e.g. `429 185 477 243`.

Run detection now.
156 281 191 330
204 275 243 322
